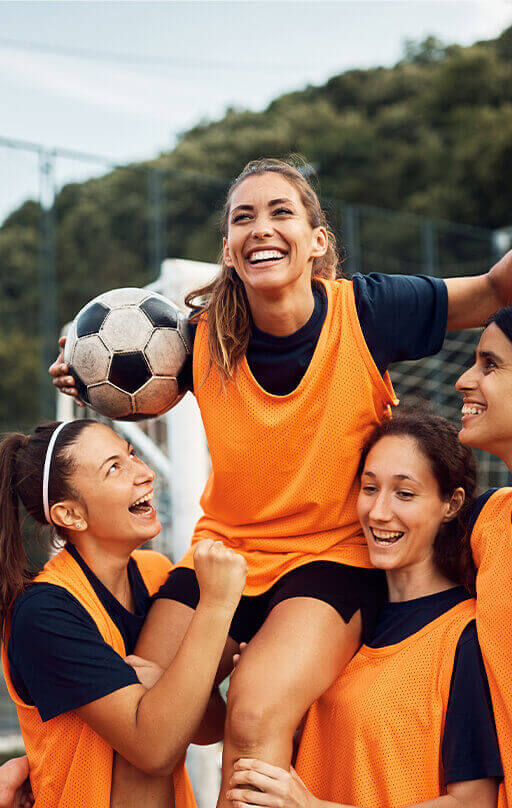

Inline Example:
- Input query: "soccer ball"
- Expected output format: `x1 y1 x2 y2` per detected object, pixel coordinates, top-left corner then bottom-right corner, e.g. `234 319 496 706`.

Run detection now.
64 288 192 421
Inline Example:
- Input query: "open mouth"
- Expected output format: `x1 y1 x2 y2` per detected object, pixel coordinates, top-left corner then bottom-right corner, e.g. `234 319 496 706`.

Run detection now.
461 403 486 421
128 491 154 517
247 249 287 266
370 527 404 547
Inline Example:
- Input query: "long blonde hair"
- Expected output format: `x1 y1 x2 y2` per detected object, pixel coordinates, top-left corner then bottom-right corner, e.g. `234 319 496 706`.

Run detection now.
185 158 342 381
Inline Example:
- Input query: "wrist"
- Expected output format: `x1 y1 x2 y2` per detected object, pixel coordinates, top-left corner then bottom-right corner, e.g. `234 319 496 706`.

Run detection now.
196 598 235 623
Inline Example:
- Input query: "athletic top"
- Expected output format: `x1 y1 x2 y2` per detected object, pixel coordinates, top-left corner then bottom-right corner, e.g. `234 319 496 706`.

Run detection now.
182 272 448 394
470 487 512 808
7 543 152 721
1 547 196 808
178 277 399 593
175 275 447 595
295 592 501 807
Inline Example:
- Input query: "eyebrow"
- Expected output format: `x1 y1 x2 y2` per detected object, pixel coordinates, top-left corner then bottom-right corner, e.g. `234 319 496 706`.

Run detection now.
99 440 131 471
231 197 295 215
478 349 503 363
361 470 418 483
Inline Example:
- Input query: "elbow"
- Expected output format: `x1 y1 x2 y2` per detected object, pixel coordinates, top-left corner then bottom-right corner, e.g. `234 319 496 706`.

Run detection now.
138 745 187 778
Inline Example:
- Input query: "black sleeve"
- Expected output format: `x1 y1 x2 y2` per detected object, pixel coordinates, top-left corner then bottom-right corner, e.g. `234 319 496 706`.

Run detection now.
442 621 503 784
467 489 498 537
179 316 198 393
351 273 448 374
8 584 139 722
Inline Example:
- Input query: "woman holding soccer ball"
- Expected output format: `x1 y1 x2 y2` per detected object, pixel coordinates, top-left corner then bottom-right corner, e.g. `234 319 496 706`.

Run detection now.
49 158 512 806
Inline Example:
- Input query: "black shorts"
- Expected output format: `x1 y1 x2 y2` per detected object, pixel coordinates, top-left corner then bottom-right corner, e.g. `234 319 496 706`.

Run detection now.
154 561 387 644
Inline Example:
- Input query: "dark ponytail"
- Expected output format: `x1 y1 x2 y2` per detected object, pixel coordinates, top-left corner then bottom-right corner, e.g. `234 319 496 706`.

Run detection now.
0 419 94 629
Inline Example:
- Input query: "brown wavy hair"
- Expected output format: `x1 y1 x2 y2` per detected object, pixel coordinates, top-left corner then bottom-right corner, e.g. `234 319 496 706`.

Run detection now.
185 158 341 381
358 406 477 594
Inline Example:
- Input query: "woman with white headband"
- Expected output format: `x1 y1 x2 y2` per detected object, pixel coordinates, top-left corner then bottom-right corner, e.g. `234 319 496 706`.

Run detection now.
0 419 246 808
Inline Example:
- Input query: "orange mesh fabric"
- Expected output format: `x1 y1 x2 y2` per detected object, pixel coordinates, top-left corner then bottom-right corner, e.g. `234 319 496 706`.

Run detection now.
471 488 512 808
2 548 196 808
178 278 398 594
295 600 475 808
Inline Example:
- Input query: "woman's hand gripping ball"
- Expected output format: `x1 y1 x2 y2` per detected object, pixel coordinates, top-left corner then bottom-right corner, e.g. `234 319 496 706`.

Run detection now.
194 540 247 617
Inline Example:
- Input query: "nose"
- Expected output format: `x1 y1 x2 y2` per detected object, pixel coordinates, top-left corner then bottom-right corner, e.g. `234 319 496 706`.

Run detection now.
455 364 478 393
134 456 155 484
369 492 393 523
251 216 274 240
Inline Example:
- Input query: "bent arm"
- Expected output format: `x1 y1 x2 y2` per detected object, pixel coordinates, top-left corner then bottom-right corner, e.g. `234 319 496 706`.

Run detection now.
77 600 232 776
446 250 512 331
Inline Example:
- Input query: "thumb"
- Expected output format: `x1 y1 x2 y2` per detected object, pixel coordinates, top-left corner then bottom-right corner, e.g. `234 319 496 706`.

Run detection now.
290 767 307 788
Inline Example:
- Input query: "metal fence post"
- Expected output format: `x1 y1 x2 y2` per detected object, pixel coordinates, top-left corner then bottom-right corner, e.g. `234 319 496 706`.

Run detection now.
38 149 57 420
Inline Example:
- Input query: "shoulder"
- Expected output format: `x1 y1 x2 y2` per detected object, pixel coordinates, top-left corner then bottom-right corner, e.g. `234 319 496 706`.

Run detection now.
11 582 96 634
351 272 447 308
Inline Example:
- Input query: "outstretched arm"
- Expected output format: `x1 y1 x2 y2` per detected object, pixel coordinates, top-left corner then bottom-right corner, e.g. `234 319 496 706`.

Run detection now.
227 759 498 808
446 250 512 331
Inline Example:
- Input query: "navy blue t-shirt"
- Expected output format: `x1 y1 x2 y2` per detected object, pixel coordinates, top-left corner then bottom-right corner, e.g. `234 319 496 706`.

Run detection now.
367 586 502 785
7 543 150 722
184 273 448 395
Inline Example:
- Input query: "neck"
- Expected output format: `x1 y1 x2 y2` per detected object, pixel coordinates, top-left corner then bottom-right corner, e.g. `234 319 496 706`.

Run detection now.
246 274 316 336
70 535 135 610
386 557 456 603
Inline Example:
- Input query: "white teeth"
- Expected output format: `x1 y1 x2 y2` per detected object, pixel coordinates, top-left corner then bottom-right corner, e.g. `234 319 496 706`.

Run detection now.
248 249 285 262
131 492 152 507
371 528 404 545
461 404 486 416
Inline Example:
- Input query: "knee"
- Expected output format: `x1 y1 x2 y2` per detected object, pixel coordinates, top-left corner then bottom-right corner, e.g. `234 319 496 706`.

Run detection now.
226 695 271 750
226 677 288 751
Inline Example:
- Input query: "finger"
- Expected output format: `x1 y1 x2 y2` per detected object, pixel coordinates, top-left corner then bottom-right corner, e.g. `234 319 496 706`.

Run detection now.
58 336 67 348
49 361 68 378
239 642 248 652
232 654 240 665
234 760 284 781
226 789 276 807
230 771 278 792
124 655 149 665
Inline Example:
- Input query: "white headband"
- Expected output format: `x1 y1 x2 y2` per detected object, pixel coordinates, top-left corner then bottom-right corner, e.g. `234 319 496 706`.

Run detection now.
42 422 70 524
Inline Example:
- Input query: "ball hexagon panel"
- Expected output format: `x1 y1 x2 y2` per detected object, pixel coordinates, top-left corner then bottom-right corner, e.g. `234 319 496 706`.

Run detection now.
71 335 111 385
76 302 110 338
88 383 133 420
177 317 193 354
134 377 181 417
109 352 152 393
144 328 187 377
99 288 149 307
100 307 153 352
140 297 179 329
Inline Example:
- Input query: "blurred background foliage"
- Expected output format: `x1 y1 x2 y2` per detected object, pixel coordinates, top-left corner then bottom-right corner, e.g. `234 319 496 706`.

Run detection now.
1 28 512 432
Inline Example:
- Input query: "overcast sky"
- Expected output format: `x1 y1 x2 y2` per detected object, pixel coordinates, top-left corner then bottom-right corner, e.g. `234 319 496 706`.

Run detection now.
1 0 511 222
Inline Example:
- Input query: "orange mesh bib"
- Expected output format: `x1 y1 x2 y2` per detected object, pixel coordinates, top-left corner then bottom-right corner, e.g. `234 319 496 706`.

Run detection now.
2 548 196 808
471 488 512 808
178 278 398 594
295 599 475 808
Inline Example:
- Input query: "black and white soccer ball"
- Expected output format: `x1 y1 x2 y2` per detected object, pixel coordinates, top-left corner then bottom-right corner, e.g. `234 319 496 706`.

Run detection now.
64 288 192 421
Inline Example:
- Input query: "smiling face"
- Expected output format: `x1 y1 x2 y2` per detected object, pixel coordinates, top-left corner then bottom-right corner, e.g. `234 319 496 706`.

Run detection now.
223 172 327 298
456 323 512 461
357 435 455 574
53 423 161 549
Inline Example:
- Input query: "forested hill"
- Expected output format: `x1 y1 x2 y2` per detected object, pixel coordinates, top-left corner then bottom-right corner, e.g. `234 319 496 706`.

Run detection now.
2 27 512 430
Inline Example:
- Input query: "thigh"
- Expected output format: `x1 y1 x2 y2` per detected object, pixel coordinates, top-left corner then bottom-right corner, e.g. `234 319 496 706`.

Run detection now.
228 597 361 721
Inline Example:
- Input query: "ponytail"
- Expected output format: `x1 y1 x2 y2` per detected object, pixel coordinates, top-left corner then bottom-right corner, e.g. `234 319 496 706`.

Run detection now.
0 434 31 629
0 419 94 629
